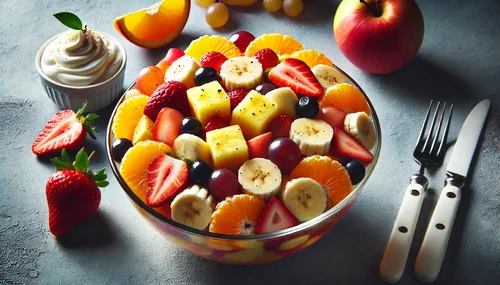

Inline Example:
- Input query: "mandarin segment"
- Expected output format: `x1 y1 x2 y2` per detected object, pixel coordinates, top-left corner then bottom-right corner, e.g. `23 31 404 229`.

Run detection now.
244 34 303 57
185 35 241 62
113 0 190 49
209 194 266 235
289 155 353 205
319 83 371 115
112 95 150 141
289 49 334 68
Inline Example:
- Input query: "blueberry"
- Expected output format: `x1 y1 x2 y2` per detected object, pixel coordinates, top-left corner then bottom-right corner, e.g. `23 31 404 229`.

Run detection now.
344 159 365 185
189 161 213 185
112 138 133 163
180 117 203 137
194 67 221 86
296 96 319 118
254 82 277 95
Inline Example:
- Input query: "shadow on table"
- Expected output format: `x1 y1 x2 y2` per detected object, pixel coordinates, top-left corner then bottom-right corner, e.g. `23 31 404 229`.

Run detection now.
56 211 117 249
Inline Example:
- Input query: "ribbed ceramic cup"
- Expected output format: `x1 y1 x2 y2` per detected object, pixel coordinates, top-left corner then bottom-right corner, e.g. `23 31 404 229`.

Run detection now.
35 31 127 112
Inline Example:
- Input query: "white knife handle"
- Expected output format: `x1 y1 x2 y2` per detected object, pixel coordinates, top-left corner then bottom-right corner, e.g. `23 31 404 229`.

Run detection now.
379 182 426 283
414 184 462 283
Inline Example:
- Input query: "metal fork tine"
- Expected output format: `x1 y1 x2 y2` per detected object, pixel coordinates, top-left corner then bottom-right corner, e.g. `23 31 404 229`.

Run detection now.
416 100 434 147
430 103 447 155
437 104 454 156
422 101 441 153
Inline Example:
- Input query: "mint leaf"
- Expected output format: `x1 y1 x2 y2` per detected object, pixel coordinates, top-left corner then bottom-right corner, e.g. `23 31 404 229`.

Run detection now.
53 12 83 30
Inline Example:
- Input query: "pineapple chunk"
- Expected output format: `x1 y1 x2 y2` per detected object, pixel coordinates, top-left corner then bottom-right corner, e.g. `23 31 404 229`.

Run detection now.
133 115 155 145
230 90 279 139
206 125 249 173
186 81 231 126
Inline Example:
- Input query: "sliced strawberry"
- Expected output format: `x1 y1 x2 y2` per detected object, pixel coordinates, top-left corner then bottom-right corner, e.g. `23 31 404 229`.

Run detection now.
268 58 323 98
147 154 188 207
247 132 273 159
163 48 185 66
153 107 184 147
254 48 280 70
330 127 374 165
144 81 190 120
317 106 347 128
204 116 228 133
200 51 228 73
270 114 292 138
32 102 97 156
255 197 299 234
227 88 250 111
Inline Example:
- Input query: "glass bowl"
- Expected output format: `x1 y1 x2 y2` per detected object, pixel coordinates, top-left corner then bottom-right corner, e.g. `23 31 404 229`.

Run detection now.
106 65 381 265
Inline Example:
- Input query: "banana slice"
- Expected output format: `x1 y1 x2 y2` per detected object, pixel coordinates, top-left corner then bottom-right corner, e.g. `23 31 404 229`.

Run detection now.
220 56 263 90
282 177 327 222
265 87 299 119
172 134 211 163
238 158 282 200
165 55 200 88
344 112 376 150
312 64 348 90
170 185 215 230
290 118 334 156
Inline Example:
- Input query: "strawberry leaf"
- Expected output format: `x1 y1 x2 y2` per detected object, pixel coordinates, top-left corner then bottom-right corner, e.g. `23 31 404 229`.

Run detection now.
75 102 98 140
61 149 71 164
51 149 74 170
85 113 99 121
94 169 107 181
74 148 88 173
95 181 109 188
53 12 83 31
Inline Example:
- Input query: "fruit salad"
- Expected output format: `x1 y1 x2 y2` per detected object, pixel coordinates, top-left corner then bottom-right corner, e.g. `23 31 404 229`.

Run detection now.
111 32 377 237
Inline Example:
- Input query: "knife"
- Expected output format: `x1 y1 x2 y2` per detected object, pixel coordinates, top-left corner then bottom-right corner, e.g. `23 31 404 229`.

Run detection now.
414 99 491 283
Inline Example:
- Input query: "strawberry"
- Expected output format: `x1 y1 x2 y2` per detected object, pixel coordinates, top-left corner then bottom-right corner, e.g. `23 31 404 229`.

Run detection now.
254 48 280 70
144 81 189 121
270 114 292 138
330 127 374 165
247 132 274 159
268 58 323 98
163 48 185 66
200 51 228 73
255 197 299 234
46 148 108 236
147 153 188 207
204 116 228 133
32 102 97 156
227 88 250 110
153 107 184 147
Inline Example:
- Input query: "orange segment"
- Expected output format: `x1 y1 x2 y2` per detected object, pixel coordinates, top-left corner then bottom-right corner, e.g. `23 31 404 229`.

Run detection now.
209 194 266 235
119 140 172 217
113 0 190 49
245 34 303 57
289 155 352 205
289 49 333 68
319 83 371 115
112 95 150 141
184 35 241 62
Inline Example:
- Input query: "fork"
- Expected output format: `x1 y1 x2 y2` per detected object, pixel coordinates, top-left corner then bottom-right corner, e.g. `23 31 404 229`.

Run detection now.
379 101 454 283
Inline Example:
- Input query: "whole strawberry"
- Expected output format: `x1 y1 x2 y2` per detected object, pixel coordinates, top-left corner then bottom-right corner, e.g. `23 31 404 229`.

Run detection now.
254 48 280 70
46 148 108 236
200 51 228 73
144 81 190 120
32 102 97 156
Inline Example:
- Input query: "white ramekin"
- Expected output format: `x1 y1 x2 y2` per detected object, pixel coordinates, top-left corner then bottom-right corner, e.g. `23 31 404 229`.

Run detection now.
35 31 127 112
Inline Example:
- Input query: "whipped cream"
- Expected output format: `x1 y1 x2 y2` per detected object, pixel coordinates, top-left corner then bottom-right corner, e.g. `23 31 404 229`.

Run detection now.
41 29 123 86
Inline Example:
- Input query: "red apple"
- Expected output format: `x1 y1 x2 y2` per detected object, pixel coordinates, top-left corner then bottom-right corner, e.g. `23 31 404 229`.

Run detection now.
333 0 424 74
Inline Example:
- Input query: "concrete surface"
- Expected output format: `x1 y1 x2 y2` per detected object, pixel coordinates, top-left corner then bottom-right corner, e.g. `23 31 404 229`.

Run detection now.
1 0 499 284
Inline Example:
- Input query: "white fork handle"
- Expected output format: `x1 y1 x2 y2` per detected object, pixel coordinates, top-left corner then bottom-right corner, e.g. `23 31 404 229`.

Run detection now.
379 182 426 283
414 184 462 283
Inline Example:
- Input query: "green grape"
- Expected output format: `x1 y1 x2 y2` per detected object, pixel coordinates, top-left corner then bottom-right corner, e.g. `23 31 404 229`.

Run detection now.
283 0 303 17
263 0 282 12
194 0 216 8
205 3 229 28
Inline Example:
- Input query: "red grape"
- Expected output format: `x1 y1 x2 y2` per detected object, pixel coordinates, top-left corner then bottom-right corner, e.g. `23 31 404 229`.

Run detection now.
208 168 241 201
268 138 302 174
229 31 256 53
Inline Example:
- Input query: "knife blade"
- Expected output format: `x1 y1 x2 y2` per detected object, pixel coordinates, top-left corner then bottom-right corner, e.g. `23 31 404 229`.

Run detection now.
414 99 490 283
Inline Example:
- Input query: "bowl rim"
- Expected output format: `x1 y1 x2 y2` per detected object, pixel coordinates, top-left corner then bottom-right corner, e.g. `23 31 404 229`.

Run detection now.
105 63 382 241
35 30 127 91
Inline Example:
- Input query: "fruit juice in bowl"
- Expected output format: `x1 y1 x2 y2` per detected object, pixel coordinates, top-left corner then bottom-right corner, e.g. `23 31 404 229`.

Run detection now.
106 32 381 265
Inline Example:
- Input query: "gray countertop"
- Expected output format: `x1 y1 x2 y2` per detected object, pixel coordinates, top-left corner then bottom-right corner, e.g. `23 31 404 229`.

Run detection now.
1 0 499 284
